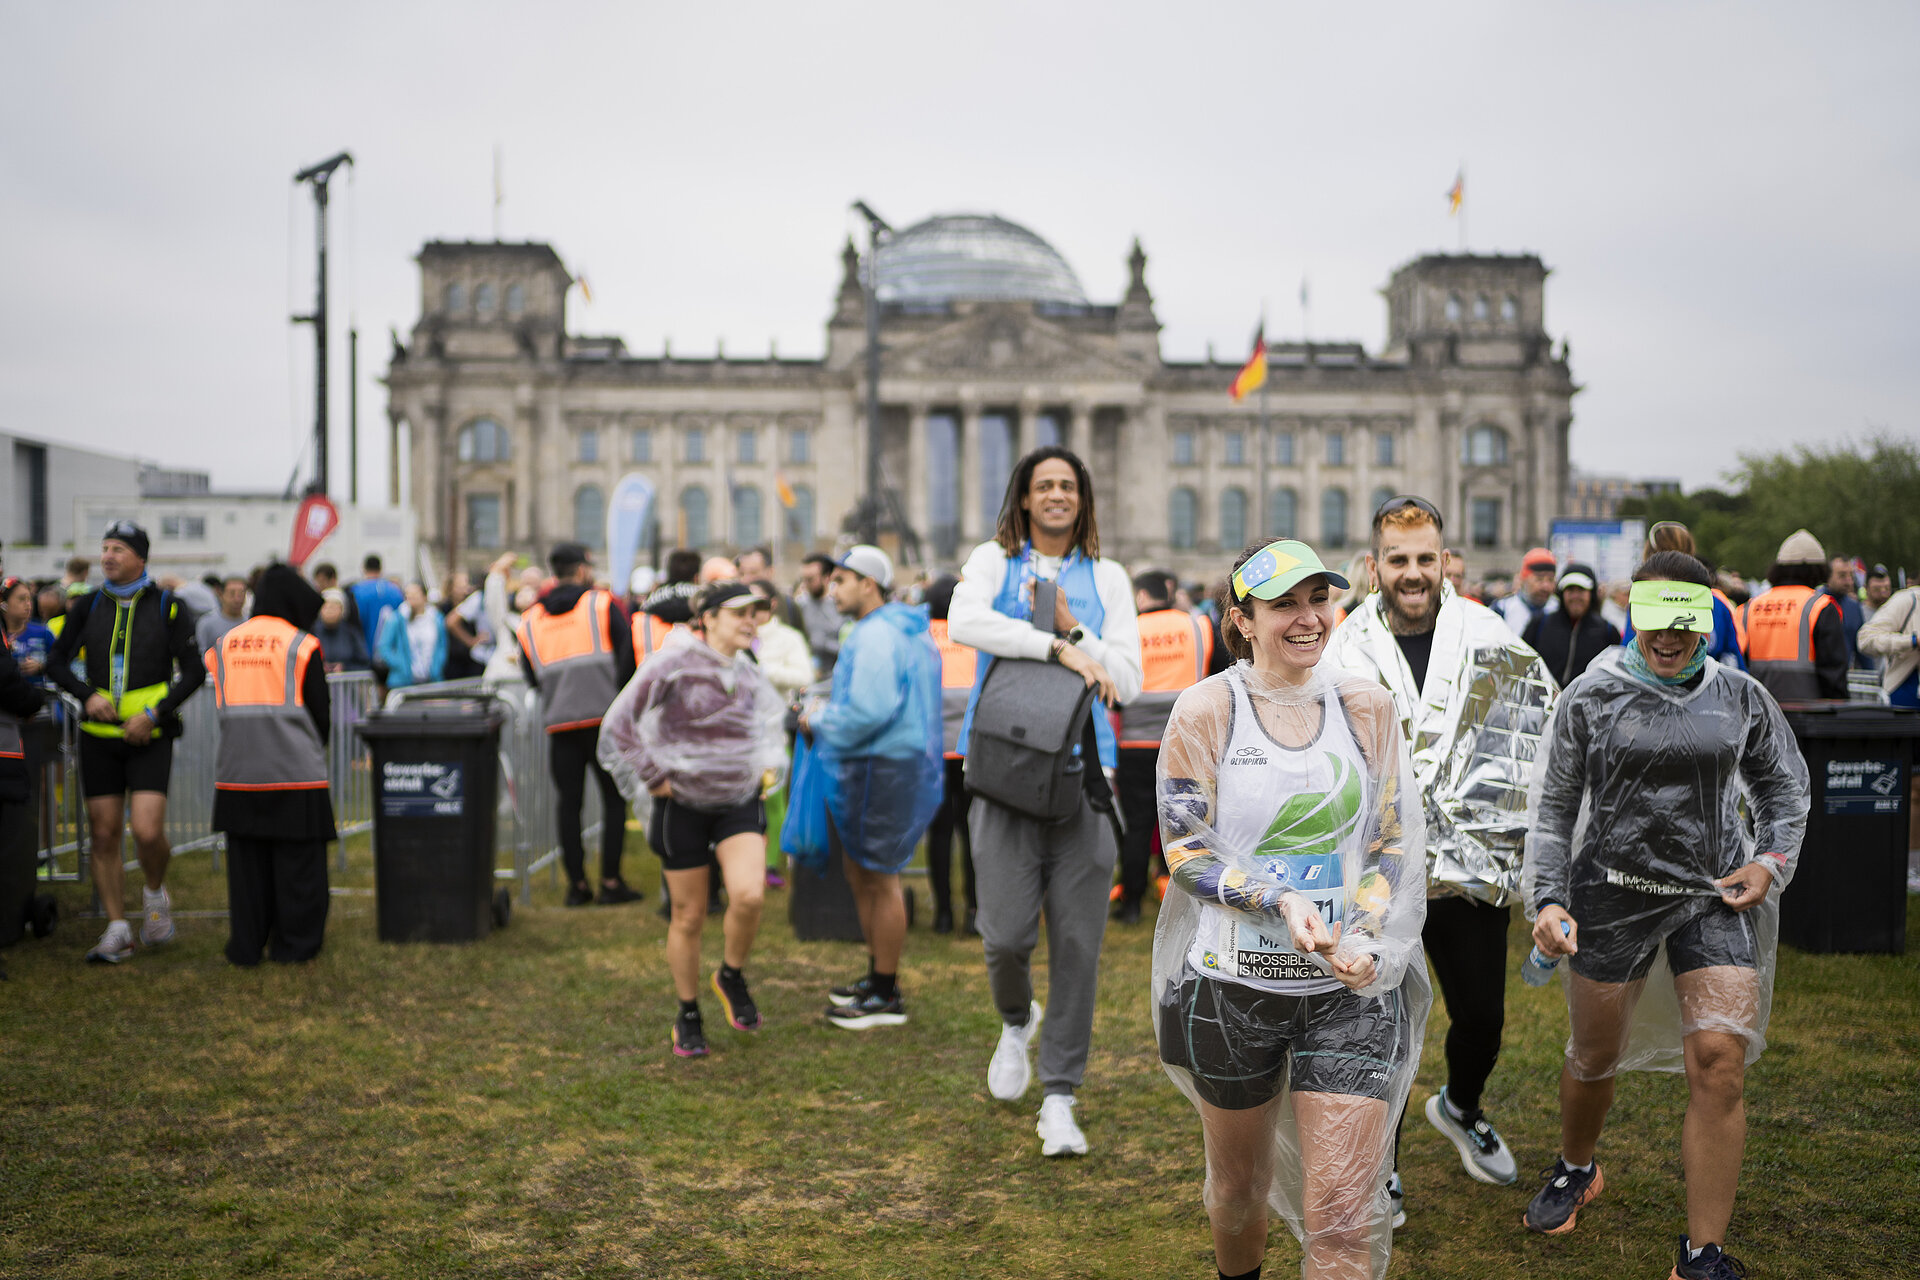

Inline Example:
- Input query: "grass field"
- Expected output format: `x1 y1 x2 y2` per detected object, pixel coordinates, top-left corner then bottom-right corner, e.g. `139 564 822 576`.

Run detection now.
3 834 1916 1279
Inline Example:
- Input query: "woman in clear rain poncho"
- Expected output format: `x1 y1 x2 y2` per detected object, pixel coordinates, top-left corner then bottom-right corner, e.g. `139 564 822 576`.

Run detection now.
599 582 789 1059
1520 551 1809 1280
1155 539 1429 1280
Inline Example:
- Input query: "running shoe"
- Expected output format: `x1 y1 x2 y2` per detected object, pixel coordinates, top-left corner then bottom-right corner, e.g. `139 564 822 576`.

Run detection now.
1671 1237 1749 1280
827 973 875 1008
671 1014 709 1058
596 881 643 905
711 967 762 1031
826 990 907 1029
86 920 135 965
987 1001 1043 1100
1424 1088 1518 1184
765 870 786 890
1522 1159 1604 1235
1037 1094 1088 1157
140 886 175 947
565 883 595 907
1387 1172 1405 1230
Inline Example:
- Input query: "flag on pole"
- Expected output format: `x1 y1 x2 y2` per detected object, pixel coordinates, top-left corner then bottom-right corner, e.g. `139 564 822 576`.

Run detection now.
576 272 593 303
1447 170 1464 216
1228 325 1267 402
775 474 797 509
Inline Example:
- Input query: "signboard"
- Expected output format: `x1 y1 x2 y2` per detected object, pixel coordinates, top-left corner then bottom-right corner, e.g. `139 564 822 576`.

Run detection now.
1824 758 1905 816
606 473 656 593
379 761 465 817
1549 519 1647 586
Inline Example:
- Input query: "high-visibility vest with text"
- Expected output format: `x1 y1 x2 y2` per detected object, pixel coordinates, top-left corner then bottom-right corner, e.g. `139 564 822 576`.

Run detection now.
1739 586 1834 701
206 616 327 792
1119 608 1213 748
634 612 676 662
519 590 620 733
930 618 977 759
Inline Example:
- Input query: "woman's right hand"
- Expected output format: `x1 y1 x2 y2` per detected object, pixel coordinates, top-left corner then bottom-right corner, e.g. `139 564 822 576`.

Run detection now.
1532 905 1578 957
1276 892 1337 957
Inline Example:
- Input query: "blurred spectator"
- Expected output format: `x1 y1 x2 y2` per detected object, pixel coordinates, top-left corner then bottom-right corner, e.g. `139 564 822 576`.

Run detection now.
373 582 445 688
1498 546 1559 634
1739 530 1846 700
1523 562 1620 688
195 576 249 653
734 546 773 579
1858 581 1919 709
1 577 54 679
699 556 738 584
1600 580 1631 633
61 556 90 593
311 562 357 628
1443 550 1480 602
1823 555 1865 667
442 570 488 679
1862 565 1893 623
314 589 370 672
350 554 404 656
745 579 812 699
794 552 844 676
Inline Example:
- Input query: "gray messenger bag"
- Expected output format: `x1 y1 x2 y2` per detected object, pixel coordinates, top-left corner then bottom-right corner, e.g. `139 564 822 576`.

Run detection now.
963 580 1122 832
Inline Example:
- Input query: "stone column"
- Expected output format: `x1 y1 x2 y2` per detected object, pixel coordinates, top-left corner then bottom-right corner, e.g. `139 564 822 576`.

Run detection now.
905 403 929 541
1016 395 1041 457
960 403 983 543
388 410 404 507
1302 418 1323 548
1069 401 1093 463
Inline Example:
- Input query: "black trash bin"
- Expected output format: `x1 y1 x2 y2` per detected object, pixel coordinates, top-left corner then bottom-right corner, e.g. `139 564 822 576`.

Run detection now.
358 698 511 943
1777 701 1920 955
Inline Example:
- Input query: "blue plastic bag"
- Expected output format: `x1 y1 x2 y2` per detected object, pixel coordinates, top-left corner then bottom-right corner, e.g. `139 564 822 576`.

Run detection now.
780 730 831 872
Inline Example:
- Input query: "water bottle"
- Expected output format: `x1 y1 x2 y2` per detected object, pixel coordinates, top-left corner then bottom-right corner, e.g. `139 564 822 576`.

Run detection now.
1522 920 1573 987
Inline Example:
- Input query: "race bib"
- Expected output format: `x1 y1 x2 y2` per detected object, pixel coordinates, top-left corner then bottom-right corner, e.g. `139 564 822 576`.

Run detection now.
1221 857 1345 983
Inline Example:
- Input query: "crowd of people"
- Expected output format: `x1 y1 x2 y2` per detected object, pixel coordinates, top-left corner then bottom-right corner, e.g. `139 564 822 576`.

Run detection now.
3 459 1917 1280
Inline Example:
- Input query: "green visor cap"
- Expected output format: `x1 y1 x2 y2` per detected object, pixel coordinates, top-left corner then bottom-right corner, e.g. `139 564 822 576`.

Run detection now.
1231 540 1351 602
1629 580 1715 634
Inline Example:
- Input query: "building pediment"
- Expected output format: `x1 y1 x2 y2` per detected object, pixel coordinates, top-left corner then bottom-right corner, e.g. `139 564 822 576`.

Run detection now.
886 310 1146 380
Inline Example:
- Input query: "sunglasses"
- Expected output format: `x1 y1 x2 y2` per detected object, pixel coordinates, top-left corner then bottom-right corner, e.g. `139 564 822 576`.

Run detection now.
1371 494 1444 534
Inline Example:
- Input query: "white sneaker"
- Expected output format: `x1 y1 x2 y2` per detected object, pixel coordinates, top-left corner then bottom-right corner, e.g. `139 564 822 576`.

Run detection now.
987 1001 1043 1101
140 886 176 947
1387 1172 1406 1229
87 920 135 964
1424 1089 1518 1185
1037 1093 1088 1158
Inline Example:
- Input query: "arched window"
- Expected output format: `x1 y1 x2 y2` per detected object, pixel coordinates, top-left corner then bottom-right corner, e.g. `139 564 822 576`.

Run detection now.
732 485 762 548
1219 487 1248 551
1321 488 1350 549
1463 424 1510 467
787 484 816 547
444 282 467 313
1371 487 1399 523
680 486 710 550
1500 293 1517 324
1444 291 1462 322
505 283 525 316
573 485 605 548
1266 487 1298 539
1169 487 1198 551
1472 293 1489 322
457 418 510 463
474 283 497 316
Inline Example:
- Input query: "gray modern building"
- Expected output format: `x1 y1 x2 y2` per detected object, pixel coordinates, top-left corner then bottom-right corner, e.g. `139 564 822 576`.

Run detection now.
384 214 1576 579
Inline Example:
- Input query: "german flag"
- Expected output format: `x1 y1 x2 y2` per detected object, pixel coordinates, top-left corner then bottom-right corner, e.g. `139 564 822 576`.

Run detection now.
775 474 797 508
1228 325 1267 402
1447 171 1464 216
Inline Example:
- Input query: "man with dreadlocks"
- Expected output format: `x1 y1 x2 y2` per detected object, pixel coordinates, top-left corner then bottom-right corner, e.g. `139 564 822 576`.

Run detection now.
949 446 1143 1158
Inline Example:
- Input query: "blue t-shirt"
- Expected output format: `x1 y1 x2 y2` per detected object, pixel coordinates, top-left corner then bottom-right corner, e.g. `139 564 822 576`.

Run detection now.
350 577 405 654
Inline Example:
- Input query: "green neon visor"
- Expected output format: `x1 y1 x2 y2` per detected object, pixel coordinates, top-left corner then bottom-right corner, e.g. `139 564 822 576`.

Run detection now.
1628 580 1715 634
1230 540 1351 602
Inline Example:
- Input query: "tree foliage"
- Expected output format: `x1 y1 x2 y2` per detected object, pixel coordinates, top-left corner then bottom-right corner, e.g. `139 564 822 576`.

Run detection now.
1619 434 1918 578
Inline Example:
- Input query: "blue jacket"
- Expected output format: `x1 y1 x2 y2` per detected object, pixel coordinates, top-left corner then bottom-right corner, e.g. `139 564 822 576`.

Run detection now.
375 607 446 687
813 602 942 760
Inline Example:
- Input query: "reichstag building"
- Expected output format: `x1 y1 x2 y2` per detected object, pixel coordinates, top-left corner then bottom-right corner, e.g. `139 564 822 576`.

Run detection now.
384 214 1576 579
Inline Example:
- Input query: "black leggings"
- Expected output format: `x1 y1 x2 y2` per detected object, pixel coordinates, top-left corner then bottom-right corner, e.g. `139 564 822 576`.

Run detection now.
548 726 627 887
925 757 975 916
1395 895 1511 1163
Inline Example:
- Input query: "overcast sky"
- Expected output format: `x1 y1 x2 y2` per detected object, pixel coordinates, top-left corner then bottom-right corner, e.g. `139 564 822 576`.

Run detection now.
3 1 1915 501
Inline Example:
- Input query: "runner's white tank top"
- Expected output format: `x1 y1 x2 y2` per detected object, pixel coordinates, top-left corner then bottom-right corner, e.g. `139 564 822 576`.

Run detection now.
1189 668 1369 995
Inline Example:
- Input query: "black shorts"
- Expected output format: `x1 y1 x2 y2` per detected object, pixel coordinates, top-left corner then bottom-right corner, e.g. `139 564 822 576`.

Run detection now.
1158 967 1412 1111
1567 883 1759 985
648 796 765 871
78 735 174 799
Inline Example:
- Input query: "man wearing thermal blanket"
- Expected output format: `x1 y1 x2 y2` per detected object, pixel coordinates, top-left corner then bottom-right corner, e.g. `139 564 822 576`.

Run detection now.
1155 538 1429 1280
1520 551 1809 1280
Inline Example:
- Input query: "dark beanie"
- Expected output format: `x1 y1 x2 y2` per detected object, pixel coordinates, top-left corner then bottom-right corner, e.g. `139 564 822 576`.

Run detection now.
103 519 150 562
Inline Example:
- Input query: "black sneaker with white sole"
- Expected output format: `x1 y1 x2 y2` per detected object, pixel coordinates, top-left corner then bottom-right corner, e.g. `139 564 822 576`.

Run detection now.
1671 1236 1749 1280
827 973 875 1008
826 990 906 1029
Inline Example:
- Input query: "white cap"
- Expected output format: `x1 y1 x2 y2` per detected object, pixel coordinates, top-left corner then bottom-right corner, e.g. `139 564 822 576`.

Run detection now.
835 544 894 590
629 566 659 597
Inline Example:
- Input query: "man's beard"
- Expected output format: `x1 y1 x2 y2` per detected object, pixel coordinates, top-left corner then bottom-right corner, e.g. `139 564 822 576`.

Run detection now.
1382 580 1441 635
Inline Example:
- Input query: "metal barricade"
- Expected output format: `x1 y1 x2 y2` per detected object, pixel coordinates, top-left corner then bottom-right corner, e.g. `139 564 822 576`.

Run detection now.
327 671 382 866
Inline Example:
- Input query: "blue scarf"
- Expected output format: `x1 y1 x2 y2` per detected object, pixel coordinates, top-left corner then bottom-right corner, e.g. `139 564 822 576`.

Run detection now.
102 572 153 600
1623 635 1708 688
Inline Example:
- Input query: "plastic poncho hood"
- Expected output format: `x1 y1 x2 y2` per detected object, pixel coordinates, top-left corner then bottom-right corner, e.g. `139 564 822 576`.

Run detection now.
1154 660 1430 1279
1522 646 1810 1074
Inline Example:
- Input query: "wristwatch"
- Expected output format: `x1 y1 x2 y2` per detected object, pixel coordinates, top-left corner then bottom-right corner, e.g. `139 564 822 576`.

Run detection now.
1065 625 1088 647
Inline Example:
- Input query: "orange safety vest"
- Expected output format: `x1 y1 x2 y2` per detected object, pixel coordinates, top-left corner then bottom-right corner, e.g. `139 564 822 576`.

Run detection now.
1739 586 1835 701
1119 609 1213 749
205 616 327 791
633 611 676 662
519 589 620 733
1717 588 1745 653
930 618 977 759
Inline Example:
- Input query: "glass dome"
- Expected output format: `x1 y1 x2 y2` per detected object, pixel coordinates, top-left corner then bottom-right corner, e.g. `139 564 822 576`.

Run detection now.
874 213 1088 306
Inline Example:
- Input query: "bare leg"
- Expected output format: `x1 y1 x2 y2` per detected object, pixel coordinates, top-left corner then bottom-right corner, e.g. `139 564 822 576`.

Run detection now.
127 791 170 891
713 833 766 970
662 865 711 1002
86 795 127 922
1296 1092 1390 1280
1559 972 1643 1164
1675 966 1758 1247
842 860 904 974
1197 1097 1279 1276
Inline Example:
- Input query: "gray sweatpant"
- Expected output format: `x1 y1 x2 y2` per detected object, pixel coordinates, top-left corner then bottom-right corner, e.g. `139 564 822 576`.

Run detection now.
970 793 1117 1097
